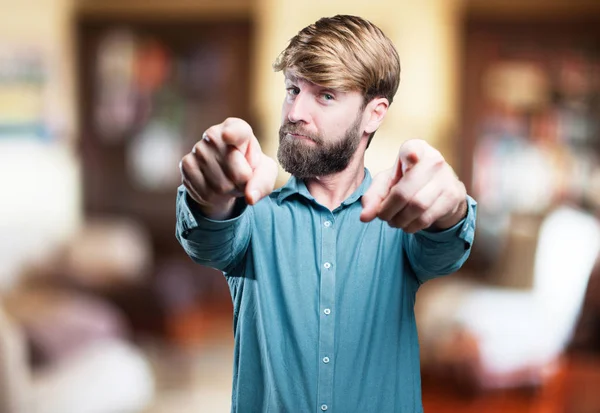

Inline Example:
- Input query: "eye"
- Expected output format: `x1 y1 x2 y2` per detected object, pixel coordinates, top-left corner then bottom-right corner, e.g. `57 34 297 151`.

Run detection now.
322 93 334 101
286 86 300 96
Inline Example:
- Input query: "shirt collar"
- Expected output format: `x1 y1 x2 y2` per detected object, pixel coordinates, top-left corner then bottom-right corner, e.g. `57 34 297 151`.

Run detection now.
276 168 373 208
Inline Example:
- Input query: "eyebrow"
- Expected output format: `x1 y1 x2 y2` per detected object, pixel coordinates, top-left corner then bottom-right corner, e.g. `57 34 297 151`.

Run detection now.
284 75 342 95
285 74 298 84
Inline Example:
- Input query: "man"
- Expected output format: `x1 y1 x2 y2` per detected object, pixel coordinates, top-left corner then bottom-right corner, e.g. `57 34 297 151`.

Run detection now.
177 15 476 413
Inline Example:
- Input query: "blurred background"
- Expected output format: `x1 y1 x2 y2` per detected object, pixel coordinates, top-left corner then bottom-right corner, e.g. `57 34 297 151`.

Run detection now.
2 0 600 412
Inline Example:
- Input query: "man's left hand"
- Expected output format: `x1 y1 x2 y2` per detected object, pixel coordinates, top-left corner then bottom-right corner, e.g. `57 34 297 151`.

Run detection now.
360 139 467 233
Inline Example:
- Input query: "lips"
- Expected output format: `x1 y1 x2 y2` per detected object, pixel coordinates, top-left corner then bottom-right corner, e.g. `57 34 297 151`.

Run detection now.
279 123 321 144
284 131 319 144
289 133 312 140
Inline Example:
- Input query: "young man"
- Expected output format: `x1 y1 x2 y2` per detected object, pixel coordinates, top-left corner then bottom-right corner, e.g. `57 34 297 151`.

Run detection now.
177 15 476 413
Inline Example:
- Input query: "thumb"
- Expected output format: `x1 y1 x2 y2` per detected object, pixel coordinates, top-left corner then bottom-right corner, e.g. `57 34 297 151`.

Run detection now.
360 170 393 222
245 135 263 170
245 155 278 205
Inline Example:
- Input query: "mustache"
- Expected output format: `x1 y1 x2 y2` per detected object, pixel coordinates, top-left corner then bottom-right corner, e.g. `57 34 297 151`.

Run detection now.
279 122 323 144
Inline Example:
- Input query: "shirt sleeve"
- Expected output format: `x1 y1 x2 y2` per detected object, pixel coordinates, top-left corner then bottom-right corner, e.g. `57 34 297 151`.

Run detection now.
403 195 477 284
175 185 252 274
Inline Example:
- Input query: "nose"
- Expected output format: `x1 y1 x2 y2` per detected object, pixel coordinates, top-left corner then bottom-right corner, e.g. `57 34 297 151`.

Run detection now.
287 92 311 124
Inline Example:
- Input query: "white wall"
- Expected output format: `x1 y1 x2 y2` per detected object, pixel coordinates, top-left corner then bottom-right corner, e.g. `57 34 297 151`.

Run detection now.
0 0 80 290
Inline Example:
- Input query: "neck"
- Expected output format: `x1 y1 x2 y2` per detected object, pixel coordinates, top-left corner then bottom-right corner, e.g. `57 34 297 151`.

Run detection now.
304 142 367 211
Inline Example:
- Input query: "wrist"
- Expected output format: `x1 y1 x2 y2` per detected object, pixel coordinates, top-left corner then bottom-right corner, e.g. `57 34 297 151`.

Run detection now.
186 192 238 220
432 197 468 230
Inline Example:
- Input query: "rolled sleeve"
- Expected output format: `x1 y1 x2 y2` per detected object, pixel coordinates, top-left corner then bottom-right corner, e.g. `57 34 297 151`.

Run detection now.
405 195 477 283
175 185 252 273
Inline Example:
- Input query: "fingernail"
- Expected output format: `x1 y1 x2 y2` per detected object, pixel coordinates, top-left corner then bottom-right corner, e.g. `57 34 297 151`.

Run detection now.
250 190 260 204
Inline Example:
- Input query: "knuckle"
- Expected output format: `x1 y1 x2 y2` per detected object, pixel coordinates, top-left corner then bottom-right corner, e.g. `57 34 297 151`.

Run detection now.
222 117 240 127
443 189 459 205
449 190 462 204
265 156 278 174
456 181 467 197
193 145 209 163
223 118 252 141
410 197 428 213
417 212 434 229
229 172 250 189
394 218 407 229
192 140 204 155
407 225 421 234
403 225 416 234
216 181 234 195
432 147 444 159
390 185 409 202
220 131 232 144
406 138 425 147
432 152 446 168
388 220 401 229
180 155 195 174
205 125 220 140
191 142 203 157
237 168 253 184
221 125 237 142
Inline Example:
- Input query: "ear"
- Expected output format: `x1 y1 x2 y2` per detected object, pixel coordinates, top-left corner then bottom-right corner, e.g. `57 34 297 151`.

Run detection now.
363 97 389 135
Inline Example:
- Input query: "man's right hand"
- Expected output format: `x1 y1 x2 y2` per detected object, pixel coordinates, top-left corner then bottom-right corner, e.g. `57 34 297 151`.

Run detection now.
179 117 278 220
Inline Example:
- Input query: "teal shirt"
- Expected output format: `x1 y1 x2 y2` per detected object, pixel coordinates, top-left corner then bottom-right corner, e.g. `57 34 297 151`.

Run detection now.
176 169 477 413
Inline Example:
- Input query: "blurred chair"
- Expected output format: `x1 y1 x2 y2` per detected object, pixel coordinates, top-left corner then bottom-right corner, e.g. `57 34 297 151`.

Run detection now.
417 205 600 390
44 216 153 291
0 302 154 413
0 141 156 412
0 217 157 413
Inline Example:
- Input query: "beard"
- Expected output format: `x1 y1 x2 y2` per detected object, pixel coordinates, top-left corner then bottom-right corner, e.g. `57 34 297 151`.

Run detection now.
277 114 363 179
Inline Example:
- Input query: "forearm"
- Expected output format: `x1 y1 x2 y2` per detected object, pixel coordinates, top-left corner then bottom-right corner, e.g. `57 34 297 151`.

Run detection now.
405 195 477 283
176 186 251 272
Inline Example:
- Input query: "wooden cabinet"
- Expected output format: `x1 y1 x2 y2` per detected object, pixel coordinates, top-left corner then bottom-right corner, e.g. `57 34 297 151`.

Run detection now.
461 17 600 214
75 16 253 335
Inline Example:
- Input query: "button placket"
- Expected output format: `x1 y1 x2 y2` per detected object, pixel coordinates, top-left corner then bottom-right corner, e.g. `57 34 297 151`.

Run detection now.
317 212 336 412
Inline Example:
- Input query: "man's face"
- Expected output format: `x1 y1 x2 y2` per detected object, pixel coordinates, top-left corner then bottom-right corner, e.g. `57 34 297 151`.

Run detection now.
278 74 367 178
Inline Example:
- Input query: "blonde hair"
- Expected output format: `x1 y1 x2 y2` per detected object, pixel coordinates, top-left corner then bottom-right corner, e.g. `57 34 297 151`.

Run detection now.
273 15 401 105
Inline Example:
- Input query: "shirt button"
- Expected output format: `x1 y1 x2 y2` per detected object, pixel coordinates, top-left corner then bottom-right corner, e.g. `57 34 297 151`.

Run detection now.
321 405 328 411
324 262 331 269
323 308 331 315
323 356 330 364
324 220 331 227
